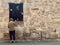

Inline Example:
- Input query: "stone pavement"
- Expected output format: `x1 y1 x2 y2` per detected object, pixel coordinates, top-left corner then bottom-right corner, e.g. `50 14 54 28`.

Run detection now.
0 40 60 45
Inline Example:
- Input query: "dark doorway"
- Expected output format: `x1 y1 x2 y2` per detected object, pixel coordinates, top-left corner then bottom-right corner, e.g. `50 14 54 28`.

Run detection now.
9 3 23 21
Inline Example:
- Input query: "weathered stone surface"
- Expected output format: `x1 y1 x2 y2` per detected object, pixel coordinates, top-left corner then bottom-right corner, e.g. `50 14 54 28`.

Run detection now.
24 0 60 39
0 0 60 40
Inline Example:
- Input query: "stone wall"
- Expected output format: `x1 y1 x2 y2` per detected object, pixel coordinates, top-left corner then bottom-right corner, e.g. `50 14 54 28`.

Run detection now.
24 0 60 39
0 0 60 40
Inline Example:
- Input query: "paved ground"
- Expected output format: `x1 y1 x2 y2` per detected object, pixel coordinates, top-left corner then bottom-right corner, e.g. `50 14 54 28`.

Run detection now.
0 40 60 45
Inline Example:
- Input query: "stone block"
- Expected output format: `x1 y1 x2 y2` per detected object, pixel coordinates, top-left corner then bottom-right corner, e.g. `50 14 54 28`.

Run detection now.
3 33 9 40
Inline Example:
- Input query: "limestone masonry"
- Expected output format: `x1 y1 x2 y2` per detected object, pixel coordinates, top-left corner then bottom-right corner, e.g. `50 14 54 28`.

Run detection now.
0 0 60 40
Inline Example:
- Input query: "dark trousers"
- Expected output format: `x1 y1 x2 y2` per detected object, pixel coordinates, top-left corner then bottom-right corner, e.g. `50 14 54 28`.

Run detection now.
9 31 15 40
